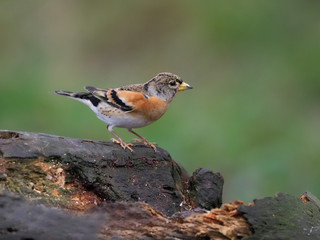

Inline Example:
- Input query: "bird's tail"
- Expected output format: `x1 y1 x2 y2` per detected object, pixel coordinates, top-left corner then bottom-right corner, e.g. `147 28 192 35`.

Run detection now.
55 90 76 97
55 90 101 107
55 90 93 99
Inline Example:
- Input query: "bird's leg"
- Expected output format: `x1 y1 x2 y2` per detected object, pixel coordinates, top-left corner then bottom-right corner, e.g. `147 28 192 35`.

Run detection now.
128 129 157 151
107 125 133 152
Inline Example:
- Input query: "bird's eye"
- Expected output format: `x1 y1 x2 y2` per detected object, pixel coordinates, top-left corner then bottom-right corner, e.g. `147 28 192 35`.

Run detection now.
169 80 176 86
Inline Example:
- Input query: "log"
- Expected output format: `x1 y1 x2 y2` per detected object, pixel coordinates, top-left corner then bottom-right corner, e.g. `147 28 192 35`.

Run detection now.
0 192 104 240
0 130 223 215
0 192 250 240
0 130 319 240
239 192 320 240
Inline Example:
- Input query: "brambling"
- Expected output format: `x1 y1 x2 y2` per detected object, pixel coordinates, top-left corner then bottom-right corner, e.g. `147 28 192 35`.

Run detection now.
55 72 193 152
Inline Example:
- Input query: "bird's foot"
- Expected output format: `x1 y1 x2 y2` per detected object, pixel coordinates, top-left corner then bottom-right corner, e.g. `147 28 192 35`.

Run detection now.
133 138 158 152
111 138 134 152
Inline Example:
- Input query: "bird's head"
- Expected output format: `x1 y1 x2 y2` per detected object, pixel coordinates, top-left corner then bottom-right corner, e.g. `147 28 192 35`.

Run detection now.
144 72 193 102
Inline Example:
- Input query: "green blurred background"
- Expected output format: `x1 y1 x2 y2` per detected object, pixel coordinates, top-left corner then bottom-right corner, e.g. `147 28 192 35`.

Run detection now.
1 1 319 203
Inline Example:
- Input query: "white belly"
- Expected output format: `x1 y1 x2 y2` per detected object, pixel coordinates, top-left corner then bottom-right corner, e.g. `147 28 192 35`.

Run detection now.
83 100 153 129
95 111 151 129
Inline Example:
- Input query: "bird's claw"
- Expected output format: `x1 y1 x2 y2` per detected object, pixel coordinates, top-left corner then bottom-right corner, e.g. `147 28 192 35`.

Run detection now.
133 138 157 152
112 138 134 152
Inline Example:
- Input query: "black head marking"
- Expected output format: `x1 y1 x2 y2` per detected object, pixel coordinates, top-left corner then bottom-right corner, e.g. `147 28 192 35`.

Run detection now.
144 83 149 92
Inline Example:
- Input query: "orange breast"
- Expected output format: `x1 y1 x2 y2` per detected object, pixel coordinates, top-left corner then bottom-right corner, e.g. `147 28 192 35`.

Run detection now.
139 96 169 121
117 91 169 122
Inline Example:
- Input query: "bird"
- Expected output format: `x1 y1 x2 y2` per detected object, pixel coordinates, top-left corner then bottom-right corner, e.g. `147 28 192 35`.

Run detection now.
55 72 193 152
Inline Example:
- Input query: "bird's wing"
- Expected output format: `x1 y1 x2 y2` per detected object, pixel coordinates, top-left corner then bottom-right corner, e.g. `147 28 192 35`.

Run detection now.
85 86 149 112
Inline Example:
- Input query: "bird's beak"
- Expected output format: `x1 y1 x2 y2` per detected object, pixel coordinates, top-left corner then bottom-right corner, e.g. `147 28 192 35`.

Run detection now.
178 82 193 91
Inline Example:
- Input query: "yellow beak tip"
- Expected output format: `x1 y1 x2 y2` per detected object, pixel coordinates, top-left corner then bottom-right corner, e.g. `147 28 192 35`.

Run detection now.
178 82 193 91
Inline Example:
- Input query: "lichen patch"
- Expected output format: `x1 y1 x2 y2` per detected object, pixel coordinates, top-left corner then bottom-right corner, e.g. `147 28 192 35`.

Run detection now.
1 157 102 212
